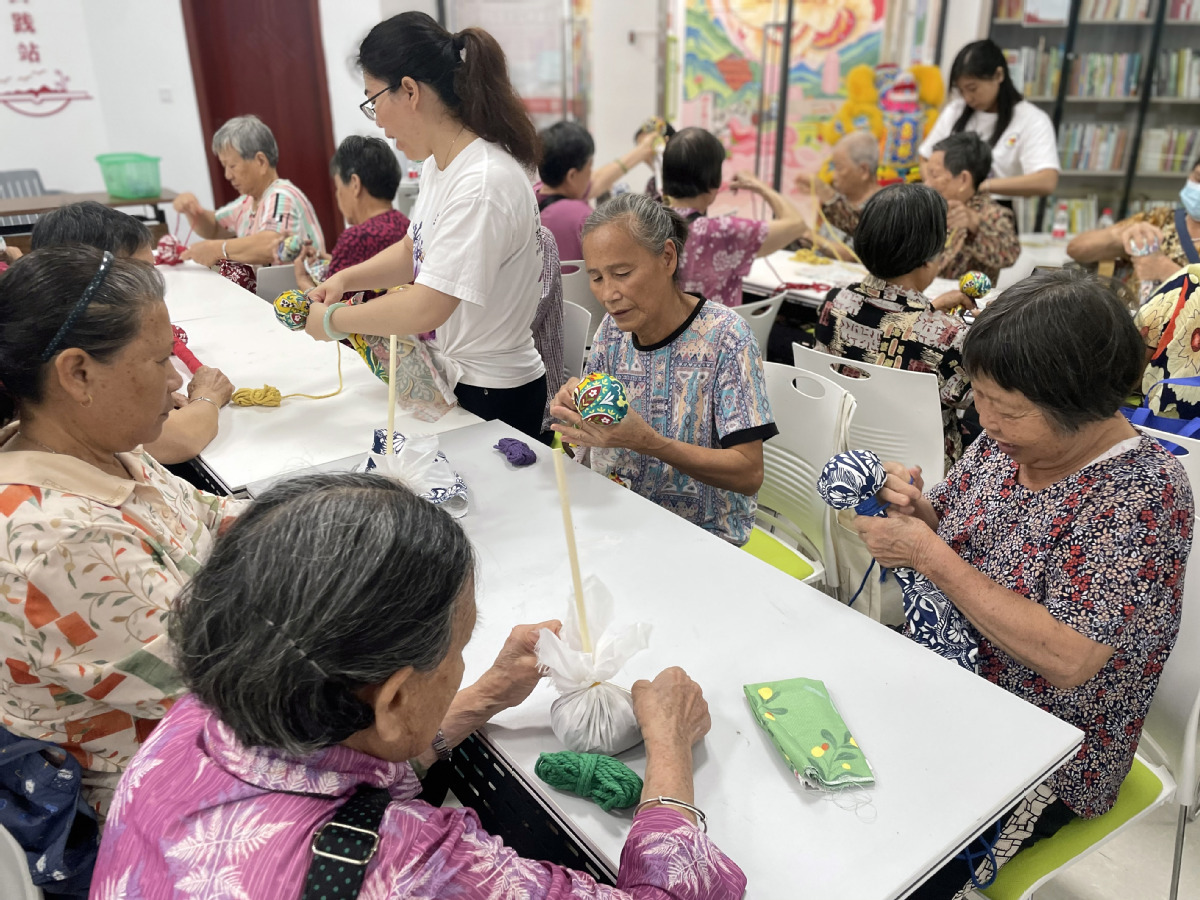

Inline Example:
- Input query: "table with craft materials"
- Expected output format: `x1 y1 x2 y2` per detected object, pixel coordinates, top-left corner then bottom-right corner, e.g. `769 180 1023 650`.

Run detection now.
743 250 962 309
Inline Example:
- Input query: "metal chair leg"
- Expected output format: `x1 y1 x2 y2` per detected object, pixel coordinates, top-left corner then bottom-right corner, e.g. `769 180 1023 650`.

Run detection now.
1169 804 1189 900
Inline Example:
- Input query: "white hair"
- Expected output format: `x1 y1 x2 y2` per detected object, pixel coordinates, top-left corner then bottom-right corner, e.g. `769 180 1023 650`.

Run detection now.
211 114 279 167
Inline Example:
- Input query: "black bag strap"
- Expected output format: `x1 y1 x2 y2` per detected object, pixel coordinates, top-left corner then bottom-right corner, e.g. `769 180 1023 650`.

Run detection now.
1175 207 1200 265
538 193 567 212
302 785 392 900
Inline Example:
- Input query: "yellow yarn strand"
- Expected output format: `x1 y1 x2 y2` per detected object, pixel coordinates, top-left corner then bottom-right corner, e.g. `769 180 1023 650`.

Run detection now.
793 171 861 265
232 342 345 407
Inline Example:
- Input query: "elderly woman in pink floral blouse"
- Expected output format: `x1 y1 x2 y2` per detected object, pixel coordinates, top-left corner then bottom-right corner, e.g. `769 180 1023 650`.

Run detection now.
92 473 746 899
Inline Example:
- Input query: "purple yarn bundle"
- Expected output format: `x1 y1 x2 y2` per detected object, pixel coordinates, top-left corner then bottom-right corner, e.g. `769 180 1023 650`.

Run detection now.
494 438 537 467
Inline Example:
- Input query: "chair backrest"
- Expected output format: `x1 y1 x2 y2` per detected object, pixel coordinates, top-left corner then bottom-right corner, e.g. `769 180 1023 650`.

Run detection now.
793 342 947 485
562 301 591 380
254 264 299 301
560 260 606 346
759 362 854 583
0 823 38 900
0 168 47 229
1137 425 1200 813
734 294 785 354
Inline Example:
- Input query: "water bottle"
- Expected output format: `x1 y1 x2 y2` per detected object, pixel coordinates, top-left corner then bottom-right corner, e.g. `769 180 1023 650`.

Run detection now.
1051 202 1070 241
1098 207 1114 229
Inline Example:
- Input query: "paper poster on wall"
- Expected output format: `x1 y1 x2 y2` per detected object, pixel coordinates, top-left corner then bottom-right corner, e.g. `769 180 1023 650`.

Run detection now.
0 0 92 117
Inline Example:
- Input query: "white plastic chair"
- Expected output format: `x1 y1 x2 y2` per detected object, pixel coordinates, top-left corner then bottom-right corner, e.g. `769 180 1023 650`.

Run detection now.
0 823 39 900
254 264 298 301
746 363 854 589
562 301 591 380
978 424 1200 900
560 260 606 346
733 293 785 354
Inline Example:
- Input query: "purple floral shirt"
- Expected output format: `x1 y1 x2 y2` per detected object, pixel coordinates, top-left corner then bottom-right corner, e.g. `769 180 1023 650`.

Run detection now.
675 210 768 308
91 695 747 899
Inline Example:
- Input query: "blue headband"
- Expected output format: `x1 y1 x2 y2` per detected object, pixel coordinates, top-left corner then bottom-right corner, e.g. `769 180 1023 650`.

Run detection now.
40 251 115 362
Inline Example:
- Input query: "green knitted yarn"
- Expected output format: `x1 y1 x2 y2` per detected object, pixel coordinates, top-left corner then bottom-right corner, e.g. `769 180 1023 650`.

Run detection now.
534 751 643 812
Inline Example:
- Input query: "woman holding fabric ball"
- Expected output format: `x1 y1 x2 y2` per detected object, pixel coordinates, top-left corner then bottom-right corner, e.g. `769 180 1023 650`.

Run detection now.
304 12 548 438
550 193 778 547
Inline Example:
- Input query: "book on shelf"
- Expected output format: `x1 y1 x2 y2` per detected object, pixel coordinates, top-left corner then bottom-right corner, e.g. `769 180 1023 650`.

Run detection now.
995 0 1024 19
1067 52 1142 98
1137 128 1200 173
1080 0 1153 18
1152 49 1200 98
1003 42 1063 97
1059 122 1130 170
1168 1 1200 21
1024 0 1070 25
1035 196 1102 234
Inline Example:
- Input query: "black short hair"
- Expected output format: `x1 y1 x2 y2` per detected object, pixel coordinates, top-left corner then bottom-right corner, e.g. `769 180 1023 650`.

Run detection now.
663 127 725 199
854 183 947 279
963 269 1143 433
933 132 993 191
330 135 402 202
538 121 595 187
30 200 152 257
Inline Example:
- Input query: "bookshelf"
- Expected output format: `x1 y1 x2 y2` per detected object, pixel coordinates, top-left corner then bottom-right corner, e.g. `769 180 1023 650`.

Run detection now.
989 0 1200 231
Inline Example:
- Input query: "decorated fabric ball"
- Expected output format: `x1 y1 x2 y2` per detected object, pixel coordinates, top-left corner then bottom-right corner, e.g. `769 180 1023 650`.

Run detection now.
573 372 629 426
957 270 993 300
274 289 311 331
276 234 305 263
153 234 185 266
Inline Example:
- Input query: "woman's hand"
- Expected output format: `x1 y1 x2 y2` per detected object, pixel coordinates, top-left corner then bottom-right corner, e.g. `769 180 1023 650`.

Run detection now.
550 403 660 454
852 511 939 570
730 171 770 195
946 200 981 234
187 366 234 407
181 239 223 268
304 298 335 341
173 192 203 219
476 620 562 711
876 461 925 514
632 130 659 166
792 171 835 204
293 241 319 291
632 667 711 749
1120 221 1164 257
930 289 976 313
306 272 348 306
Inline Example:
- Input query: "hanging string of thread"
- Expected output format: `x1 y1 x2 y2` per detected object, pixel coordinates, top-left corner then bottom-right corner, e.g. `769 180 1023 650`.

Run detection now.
804 170 861 265
232 341 345 407
534 751 643 811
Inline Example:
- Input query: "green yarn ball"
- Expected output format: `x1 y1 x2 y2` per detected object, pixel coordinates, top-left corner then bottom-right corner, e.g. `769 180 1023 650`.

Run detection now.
534 750 643 812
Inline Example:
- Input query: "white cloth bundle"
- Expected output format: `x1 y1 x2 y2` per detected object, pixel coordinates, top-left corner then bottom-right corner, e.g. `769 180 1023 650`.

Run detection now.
536 576 650 755
364 431 469 518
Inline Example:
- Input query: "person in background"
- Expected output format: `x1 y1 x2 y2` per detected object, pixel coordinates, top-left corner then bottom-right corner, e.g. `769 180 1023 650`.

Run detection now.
793 130 882 238
293 135 410 297
1068 157 1200 297
0 238 19 272
173 114 325 267
1133 265 1200 418
551 194 778 546
923 132 1021 284
662 127 813 308
29 201 234 465
816 184 972 469
921 39 1059 206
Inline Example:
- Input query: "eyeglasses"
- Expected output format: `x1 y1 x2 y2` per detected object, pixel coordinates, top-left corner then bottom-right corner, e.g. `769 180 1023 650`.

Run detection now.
359 85 391 122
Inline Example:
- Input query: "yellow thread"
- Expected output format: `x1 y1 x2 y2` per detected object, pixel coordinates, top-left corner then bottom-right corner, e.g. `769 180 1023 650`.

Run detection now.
795 170 861 265
232 342 345 407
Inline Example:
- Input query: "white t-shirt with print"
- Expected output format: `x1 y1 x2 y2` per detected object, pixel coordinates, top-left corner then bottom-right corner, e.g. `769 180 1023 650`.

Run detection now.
410 138 546 389
920 98 1060 194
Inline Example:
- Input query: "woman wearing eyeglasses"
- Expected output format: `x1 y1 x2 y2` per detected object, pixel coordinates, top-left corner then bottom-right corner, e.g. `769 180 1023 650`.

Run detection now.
305 12 548 439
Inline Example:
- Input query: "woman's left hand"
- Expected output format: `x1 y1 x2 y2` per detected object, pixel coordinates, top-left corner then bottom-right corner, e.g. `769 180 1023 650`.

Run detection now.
181 239 223 268
853 511 939 570
304 298 335 341
946 200 981 234
930 289 976 313
477 620 562 710
549 403 660 453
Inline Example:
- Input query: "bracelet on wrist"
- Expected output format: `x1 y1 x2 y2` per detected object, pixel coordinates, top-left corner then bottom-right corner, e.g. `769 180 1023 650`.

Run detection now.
323 301 351 340
634 796 707 832
221 240 228 260
191 396 220 410
615 157 629 175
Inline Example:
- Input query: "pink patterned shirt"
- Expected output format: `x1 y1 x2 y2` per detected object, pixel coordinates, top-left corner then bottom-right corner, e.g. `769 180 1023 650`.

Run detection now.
92 695 747 900
675 209 769 308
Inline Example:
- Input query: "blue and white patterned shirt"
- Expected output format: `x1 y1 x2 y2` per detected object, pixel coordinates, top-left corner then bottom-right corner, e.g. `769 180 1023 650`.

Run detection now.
585 297 777 545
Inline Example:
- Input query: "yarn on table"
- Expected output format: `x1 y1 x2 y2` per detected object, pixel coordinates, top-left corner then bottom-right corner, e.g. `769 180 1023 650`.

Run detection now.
534 751 643 812
494 437 537 466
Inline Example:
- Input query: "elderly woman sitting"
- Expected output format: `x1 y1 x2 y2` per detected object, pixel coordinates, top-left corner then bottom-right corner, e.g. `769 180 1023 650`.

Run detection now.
816 183 972 469
173 114 325 267
0 247 246 818
856 269 1193 899
92 473 746 899
551 193 777 546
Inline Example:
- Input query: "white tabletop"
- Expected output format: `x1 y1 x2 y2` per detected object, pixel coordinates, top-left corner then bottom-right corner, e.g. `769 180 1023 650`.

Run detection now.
319 419 1078 900
160 264 480 491
744 251 962 307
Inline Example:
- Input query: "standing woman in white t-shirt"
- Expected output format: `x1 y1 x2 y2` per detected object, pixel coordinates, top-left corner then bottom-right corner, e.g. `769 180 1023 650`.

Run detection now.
305 12 547 437
920 39 1060 203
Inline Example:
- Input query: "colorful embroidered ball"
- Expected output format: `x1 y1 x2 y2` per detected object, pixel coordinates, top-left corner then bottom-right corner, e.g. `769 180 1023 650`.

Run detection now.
573 372 629 426
274 289 310 331
276 234 305 263
153 233 185 266
957 270 993 300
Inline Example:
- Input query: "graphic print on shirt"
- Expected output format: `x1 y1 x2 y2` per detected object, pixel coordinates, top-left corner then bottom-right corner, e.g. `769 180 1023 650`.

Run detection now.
411 220 425 282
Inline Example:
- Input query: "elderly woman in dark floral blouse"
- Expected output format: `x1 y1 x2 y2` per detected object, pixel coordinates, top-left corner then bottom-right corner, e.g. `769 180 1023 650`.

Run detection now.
856 268 1193 900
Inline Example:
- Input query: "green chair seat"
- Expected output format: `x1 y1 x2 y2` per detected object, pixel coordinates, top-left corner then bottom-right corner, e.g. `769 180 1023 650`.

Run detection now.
742 527 816 582
981 757 1168 900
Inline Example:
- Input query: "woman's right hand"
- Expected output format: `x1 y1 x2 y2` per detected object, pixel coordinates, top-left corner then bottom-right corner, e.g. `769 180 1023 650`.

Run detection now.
875 461 925 515
1120 221 1165 258
306 273 348 305
632 667 711 749
188 366 235 407
550 377 581 418
173 192 203 219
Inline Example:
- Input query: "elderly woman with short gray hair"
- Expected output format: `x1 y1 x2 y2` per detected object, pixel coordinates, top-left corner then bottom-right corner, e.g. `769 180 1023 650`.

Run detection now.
550 193 778 547
91 473 747 899
173 113 325 267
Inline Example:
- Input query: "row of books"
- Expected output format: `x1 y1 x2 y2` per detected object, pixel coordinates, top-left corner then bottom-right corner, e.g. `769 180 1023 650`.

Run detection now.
1167 1 1200 19
1003 44 1064 98
1027 196 1106 234
1079 0 1154 17
1152 49 1200 98
997 0 1200 22
1066 52 1143 98
1059 123 1131 171
1137 128 1200 172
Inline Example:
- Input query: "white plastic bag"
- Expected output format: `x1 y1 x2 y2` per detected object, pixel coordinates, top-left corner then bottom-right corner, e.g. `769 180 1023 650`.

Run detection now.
536 576 650 754
365 431 469 517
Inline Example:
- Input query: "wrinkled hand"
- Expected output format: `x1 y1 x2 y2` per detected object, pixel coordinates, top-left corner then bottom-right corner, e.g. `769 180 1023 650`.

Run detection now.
1121 221 1164 258
793 171 835 204
170 391 189 410
476 620 562 711
930 289 976 313
875 460 925 515
306 273 348 306
172 192 203 219
2 245 23 264
632 667 711 748
946 200 980 234
632 130 659 165
550 401 659 453
853 511 938 570
188 366 234 407
180 239 223 268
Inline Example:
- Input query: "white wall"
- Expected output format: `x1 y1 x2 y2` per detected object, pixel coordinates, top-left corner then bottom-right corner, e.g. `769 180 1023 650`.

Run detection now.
939 0 991 82
588 0 659 178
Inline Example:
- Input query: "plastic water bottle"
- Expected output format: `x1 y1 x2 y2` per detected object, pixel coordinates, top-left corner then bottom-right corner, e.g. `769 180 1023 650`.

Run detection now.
1098 207 1114 229
1051 202 1070 240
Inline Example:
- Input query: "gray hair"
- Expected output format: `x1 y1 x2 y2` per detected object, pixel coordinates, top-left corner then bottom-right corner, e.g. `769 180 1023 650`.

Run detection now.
839 131 879 170
169 473 474 756
582 193 689 281
211 114 279 167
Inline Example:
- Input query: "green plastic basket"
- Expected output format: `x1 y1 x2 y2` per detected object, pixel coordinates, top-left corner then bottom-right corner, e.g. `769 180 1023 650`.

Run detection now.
96 153 161 199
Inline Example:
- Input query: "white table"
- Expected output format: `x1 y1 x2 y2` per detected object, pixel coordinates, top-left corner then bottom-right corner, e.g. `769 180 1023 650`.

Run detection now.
743 251 962 309
160 263 480 492
263 419 1082 899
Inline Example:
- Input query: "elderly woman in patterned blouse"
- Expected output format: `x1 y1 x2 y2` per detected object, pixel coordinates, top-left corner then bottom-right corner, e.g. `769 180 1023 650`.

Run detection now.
855 269 1193 900
91 473 746 900
0 247 246 818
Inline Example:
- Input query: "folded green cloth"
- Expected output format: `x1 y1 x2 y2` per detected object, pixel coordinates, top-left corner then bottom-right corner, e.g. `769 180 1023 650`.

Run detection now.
744 677 875 790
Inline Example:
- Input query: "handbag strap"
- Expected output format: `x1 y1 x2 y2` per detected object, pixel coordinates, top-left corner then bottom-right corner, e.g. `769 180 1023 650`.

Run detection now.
1176 207 1200 265
301 786 392 900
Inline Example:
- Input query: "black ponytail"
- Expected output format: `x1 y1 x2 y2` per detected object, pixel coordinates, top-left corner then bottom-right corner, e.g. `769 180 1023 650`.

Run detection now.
949 39 1023 148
